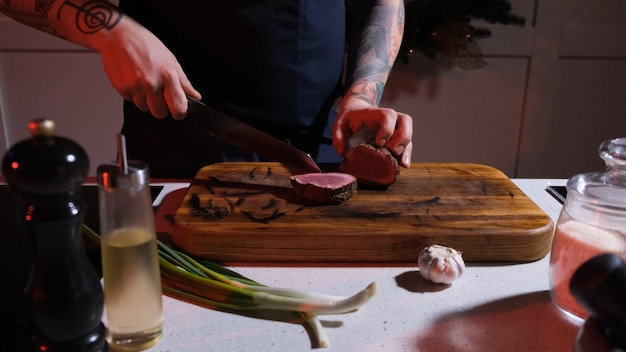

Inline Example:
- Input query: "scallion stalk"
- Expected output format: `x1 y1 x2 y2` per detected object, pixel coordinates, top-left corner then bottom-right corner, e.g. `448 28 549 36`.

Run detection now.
82 224 377 348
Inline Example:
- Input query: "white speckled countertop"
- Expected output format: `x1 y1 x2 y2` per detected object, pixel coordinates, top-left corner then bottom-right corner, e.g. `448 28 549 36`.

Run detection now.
146 179 578 352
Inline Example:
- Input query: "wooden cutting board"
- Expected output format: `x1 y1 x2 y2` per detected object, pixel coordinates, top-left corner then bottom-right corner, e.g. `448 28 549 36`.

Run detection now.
169 162 554 264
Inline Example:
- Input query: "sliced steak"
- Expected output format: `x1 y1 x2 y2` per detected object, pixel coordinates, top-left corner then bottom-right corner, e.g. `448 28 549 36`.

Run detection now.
339 143 400 189
290 172 357 205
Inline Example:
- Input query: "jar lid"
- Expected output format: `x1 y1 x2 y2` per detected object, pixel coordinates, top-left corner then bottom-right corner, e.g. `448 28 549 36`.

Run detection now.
566 137 626 230
600 137 626 166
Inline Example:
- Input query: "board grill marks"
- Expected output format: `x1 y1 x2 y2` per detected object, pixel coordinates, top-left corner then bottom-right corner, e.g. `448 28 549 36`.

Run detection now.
188 194 230 221
241 209 286 223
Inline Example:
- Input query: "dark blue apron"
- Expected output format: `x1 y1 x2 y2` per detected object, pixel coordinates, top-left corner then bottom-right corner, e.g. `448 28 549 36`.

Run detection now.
119 0 346 178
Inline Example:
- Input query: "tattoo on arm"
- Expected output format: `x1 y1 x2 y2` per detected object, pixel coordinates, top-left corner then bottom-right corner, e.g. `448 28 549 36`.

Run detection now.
346 1 404 106
0 0 59 35
392 0 404 61
58 0 122 34
0 0 121 38
36 0 55 18
397 0 404 32
348 23 389 105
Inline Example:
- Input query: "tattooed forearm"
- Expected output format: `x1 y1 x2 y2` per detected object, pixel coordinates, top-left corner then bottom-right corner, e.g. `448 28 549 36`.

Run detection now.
397 0 404 32
0 0 121 39
348 23 389 105
351 25 389 83
346 0 405 106
0 0 57 35
392 0 404 62
347 80 386 106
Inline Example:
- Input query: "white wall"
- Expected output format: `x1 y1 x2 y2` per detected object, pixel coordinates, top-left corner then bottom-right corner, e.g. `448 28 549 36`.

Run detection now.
0 15 121 176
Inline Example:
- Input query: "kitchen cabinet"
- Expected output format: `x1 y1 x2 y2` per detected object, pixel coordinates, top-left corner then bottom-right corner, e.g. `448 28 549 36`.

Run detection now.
2 0 625 177
516 0 626 178
383 0 626 178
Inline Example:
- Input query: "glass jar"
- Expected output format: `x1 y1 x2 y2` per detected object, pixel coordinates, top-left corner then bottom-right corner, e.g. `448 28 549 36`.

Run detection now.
549 137 626 323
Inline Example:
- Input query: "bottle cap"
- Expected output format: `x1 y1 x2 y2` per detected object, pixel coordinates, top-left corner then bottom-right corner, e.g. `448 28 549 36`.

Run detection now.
97 160 150 190
97 133 150 190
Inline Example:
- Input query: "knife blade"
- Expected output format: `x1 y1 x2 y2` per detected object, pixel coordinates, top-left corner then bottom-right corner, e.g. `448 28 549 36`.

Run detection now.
186 96 321 173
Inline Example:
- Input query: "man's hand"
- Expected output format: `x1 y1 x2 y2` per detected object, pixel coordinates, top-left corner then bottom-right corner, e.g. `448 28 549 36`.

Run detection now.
337 0 412 167
0 0 201 119
333 95 413 168
99 18 201 119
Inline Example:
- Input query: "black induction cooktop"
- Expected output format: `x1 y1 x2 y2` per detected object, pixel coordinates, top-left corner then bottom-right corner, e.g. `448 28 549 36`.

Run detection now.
546 185 567 204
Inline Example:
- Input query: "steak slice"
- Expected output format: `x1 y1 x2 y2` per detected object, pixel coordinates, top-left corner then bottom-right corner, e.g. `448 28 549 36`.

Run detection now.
290 172 357 205
339 143 400 189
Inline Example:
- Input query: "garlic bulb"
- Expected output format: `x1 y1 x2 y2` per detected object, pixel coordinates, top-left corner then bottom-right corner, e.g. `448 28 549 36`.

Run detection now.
418 245 465 284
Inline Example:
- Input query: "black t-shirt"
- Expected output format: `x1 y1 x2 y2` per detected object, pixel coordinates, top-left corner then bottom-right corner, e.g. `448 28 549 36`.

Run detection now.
118 0 346 178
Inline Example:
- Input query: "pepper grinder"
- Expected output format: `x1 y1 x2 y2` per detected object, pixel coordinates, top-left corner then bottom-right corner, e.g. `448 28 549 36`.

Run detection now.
1 118 107 351
98 134 163 351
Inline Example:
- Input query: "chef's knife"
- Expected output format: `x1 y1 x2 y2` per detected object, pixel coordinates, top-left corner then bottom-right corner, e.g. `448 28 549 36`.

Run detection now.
186 96 321 174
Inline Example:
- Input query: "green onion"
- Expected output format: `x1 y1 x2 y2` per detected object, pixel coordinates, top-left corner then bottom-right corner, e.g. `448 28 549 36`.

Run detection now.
82 224 377 348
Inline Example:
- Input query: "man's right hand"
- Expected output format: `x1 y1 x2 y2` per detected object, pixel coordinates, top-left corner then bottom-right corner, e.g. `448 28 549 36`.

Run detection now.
0 0 201 119
98 17 201 119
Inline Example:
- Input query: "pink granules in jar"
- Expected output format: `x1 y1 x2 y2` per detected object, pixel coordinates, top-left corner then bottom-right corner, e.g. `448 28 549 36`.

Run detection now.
549 219 626 321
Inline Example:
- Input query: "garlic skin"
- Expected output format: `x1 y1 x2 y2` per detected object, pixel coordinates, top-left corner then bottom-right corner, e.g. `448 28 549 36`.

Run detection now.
418 245 465 284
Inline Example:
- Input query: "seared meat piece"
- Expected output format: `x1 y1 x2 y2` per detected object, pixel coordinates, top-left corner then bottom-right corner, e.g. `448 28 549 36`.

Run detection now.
290 172 357 205
339 143 399 189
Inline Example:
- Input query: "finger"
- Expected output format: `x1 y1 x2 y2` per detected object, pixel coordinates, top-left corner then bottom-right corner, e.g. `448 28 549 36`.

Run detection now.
400 141 413 168
389 113 413 167
132 94 150 113
163 83 188 120
179 68 202 100
332 116 350 156
165 66 201 119
386 113 413 156
165 94 188 120
146 90 169 119
119 90 134 103
373 109 398 147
